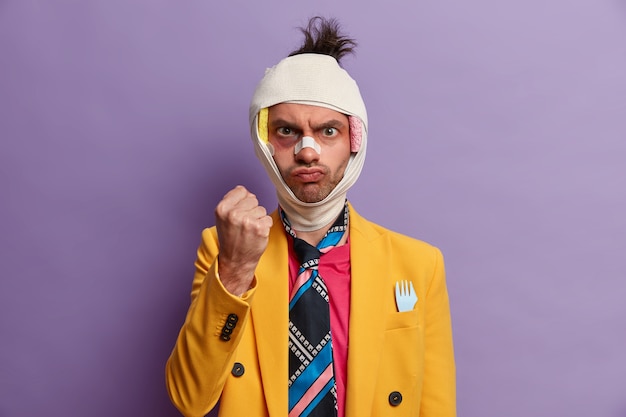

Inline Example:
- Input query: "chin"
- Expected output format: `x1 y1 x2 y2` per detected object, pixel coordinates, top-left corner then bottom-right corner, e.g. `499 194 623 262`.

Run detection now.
292 188 329 204
288 180 340 204
295 193 325 204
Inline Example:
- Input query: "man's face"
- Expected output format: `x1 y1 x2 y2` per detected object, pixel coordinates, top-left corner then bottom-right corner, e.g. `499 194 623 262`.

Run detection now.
267 103 351 203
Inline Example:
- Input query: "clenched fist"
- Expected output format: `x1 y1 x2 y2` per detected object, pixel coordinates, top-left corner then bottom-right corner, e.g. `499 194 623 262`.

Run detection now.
215 185 273 296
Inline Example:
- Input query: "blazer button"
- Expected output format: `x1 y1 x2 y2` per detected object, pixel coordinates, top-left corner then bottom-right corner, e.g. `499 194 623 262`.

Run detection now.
389 391 403 406
231 362 245 377
220 314 239 341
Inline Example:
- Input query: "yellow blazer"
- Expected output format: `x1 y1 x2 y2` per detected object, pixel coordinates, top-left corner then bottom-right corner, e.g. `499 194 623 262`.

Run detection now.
166 204 456 417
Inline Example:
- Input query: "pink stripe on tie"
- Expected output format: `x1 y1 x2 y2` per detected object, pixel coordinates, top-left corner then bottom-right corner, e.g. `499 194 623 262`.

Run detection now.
290 269 312 301
319 245 336 254
288 364 334 417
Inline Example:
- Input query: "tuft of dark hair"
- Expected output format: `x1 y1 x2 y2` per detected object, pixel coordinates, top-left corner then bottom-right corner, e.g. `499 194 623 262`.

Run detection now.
288 16 357 64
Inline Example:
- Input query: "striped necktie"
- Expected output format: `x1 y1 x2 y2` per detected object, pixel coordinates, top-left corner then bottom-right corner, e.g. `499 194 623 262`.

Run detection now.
281 202 348 417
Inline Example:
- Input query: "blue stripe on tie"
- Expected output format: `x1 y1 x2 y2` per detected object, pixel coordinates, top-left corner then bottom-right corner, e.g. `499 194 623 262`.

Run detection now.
300 377 335 417
319 231 341 248
289 270 317 309
288 342 333 411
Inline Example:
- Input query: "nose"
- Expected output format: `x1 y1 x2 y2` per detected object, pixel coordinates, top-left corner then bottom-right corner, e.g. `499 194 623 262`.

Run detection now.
294 136 321 164
295 148 320 164
295 144 320 164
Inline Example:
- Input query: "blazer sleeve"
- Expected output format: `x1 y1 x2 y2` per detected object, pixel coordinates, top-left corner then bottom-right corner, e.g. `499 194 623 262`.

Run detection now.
420 247 456 417
165 227 258 417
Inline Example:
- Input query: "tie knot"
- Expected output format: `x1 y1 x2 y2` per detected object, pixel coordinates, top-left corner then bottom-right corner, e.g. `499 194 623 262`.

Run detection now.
293 237 321 268
280 201 349 271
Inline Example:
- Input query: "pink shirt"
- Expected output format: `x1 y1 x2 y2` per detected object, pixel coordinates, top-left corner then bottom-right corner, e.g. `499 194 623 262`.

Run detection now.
288 239 351 417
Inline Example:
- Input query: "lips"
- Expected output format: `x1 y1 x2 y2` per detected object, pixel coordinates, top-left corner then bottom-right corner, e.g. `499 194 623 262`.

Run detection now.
291 167 325 183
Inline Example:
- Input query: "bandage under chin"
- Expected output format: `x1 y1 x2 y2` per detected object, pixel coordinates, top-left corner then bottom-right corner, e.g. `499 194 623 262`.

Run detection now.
294 136 321 155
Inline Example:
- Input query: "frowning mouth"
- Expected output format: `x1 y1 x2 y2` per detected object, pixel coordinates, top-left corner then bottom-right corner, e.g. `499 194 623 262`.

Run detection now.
291 167 325 183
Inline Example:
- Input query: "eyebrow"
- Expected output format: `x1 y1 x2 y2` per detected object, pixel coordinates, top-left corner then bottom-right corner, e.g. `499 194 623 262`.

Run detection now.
269 118 347 130
312 119 346 130
269 118 299 129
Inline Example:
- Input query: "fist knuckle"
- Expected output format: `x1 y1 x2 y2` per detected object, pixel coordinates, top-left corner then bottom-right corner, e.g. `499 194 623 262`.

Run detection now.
215 202 227 218
240 215 251 229
226 209 241 225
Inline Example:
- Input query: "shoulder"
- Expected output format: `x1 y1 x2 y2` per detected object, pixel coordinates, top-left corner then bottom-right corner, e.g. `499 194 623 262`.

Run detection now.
349 204 444 262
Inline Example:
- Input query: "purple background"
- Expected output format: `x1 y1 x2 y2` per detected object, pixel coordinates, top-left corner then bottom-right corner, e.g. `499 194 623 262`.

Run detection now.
1 1 625 416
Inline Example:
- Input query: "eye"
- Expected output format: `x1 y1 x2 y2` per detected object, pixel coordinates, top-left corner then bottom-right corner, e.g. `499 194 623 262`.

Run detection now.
322 127 338 137
277 127 297 137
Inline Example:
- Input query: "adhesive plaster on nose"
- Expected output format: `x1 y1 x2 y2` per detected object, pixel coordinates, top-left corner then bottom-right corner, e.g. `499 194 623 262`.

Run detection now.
294 136 321 155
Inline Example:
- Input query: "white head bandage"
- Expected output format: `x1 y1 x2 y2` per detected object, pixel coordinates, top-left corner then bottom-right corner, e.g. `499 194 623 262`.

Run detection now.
249 53 368 231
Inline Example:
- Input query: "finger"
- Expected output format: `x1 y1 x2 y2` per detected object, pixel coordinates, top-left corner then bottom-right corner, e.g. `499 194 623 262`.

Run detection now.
223 185 253 204
242 215 273 239
234 194 260 211
258 215 273 236
247 205 268 220
216 186 255 217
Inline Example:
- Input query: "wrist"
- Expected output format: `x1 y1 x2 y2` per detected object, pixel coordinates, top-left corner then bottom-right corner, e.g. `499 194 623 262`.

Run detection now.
217 256 256 296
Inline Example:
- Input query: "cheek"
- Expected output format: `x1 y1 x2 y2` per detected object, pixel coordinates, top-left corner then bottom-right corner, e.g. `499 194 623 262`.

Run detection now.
334 142 352 166
271 147 293 170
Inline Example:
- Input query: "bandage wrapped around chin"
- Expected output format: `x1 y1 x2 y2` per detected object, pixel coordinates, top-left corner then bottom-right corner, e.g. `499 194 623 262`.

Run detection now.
249 53 368 231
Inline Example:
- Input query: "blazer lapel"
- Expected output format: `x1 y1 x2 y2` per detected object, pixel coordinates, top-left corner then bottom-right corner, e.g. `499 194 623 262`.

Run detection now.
345 205 389 417
251 210 289 417
250 207 389 417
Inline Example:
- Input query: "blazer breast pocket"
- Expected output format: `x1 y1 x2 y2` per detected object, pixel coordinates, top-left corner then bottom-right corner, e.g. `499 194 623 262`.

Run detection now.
385 309 419 331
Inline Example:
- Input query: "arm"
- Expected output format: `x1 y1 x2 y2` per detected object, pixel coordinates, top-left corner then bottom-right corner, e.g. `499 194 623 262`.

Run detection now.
165 186 272 417
420 247 456 416
165 228 256 416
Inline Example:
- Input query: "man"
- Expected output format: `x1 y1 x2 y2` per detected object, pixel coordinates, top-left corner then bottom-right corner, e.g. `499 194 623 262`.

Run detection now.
166 17 456 417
